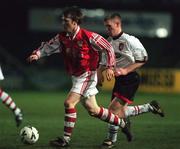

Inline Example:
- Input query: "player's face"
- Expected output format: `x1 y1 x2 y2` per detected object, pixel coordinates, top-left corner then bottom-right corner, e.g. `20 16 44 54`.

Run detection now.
62 17 77 33
104 19 120 37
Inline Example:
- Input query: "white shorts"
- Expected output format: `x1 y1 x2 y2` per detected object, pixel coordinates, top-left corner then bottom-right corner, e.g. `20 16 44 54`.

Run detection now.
0 66 4 80
70 71 98 98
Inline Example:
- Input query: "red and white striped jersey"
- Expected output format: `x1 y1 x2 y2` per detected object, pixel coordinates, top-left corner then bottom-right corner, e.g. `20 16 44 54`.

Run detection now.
33 27 115 76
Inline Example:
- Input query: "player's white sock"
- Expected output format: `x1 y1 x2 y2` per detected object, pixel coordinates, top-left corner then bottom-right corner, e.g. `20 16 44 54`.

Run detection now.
0 89 20 115
125 103 152 117
97 107 125 128
63 108 77 141
14 108 21 116
63 136 71 143
107 124 119 142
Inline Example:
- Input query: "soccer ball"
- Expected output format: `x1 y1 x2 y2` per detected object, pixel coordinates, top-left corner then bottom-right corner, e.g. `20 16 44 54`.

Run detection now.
20 126 39 144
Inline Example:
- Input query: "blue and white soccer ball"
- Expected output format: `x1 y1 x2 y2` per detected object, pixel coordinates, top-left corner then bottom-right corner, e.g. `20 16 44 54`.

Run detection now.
20 126 39 144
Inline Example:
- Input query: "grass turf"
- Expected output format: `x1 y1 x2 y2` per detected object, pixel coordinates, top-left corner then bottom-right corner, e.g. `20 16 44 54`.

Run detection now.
0 91 180 149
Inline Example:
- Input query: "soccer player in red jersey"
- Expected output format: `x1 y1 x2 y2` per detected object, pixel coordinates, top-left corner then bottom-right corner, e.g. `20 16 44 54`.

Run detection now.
27 7 130 147
0 66 23 127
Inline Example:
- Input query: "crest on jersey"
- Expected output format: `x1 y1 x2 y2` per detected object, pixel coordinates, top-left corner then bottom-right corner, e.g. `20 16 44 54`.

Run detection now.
77 41 83 47
119 42 125 51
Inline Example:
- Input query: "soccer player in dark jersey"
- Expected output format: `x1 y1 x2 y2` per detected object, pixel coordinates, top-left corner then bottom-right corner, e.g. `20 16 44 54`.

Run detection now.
27 7 130 147
98 13 165 148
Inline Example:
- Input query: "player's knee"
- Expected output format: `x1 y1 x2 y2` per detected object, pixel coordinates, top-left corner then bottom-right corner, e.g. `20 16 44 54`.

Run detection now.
87 108 99 117
64 100 74 108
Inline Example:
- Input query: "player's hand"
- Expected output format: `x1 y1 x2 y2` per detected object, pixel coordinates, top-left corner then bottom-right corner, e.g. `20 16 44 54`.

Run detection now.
105 68 114 81
115 68 128 76
97 69 104 86
27 54 39 63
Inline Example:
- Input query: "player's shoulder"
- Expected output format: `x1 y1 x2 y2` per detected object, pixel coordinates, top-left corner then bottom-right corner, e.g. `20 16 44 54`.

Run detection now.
80 28 96 37
75 28 92 41
121 33 137 41
122 33 142 44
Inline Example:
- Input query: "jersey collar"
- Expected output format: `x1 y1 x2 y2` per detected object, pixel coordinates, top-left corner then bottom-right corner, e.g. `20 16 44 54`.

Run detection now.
66 26 80 40
112 31 123 40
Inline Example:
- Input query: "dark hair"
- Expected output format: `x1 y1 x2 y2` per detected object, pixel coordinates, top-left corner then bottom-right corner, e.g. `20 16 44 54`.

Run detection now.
104 13 122 22
62 6 83 25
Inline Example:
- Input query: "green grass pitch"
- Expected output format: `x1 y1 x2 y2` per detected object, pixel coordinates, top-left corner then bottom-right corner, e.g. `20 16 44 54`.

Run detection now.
0 91 180 149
